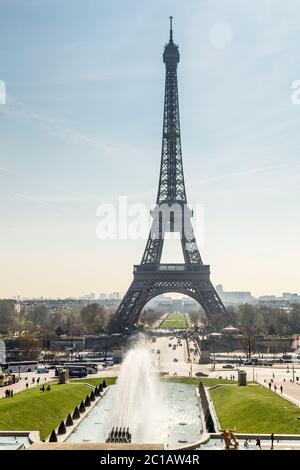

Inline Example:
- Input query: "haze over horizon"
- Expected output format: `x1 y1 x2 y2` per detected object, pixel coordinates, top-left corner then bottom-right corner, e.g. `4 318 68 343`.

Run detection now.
1 0 300 299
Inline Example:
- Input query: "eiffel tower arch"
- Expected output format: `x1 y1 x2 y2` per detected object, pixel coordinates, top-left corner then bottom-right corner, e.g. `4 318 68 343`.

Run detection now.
109 18 226 333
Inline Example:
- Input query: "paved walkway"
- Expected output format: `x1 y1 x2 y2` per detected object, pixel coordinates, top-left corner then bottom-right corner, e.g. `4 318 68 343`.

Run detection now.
258 377 300 407
1 371 55 398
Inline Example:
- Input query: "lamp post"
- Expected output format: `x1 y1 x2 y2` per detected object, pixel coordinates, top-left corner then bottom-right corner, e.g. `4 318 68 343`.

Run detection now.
210 333 220 372
292 361 295 383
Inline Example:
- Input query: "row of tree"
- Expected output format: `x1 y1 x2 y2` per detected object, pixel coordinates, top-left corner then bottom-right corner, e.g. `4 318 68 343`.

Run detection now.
0 301 113 336
205 303 300 337
2 300 300 339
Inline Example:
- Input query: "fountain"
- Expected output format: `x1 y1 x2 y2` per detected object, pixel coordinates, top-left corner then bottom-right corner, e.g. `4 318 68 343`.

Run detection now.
109 338 160 443
66 335 204 448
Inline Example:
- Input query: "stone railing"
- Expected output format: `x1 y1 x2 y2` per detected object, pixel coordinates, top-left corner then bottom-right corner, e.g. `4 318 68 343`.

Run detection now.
198 382 215 433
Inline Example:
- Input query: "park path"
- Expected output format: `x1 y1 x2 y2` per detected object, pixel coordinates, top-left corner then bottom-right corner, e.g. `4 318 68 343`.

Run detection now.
0 372 55 398
258 376 300 407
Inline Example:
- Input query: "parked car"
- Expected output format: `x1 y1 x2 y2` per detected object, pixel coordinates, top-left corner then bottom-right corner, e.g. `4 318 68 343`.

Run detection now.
36 367 49 374
195 372 209 377
222 364 235 369
263 361 273 367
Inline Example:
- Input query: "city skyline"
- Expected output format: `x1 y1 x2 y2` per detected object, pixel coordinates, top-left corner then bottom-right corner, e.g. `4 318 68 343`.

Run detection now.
1 0 300 298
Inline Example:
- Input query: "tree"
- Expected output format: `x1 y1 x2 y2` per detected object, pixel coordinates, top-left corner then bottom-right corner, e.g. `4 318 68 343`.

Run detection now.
0 300 15 333
238 304 258 358
80 303 105 333
27 305 49 328
5 335 41 361
55 326 64 337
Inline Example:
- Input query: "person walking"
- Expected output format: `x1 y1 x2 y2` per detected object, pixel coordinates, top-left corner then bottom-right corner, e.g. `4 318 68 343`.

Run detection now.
268 382 272 390
256 437 261 450
26 382 29 390
274 384 277 392
271 433 274 450
280 385 283 394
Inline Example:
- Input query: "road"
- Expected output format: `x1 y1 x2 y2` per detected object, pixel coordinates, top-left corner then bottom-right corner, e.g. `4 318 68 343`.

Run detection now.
4 334 300 408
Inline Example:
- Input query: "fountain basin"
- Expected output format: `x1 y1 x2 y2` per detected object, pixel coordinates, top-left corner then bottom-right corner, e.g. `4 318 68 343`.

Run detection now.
66 382 203 449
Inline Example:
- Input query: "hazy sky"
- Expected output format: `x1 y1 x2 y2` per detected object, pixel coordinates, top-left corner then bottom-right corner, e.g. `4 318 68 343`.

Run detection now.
0 0 300 298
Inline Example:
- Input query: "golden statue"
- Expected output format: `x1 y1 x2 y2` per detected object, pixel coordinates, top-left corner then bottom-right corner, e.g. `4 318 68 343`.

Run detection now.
220 429 239 450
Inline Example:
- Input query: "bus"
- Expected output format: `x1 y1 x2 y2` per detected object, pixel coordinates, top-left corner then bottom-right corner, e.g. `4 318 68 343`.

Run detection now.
55 365 87 378
2 361 38 373
64 362 98 374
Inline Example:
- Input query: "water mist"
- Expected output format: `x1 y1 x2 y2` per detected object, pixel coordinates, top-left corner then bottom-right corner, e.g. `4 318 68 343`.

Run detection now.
110 337 160 443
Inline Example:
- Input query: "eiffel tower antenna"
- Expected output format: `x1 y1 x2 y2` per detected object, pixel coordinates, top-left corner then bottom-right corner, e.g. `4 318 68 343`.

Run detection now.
169 16 173 42
109 20 226 333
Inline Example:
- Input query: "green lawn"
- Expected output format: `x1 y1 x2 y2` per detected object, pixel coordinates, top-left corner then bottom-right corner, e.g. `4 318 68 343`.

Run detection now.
161 376 236 387
72 377 116 387
160 313 188 329
210 384 300 434
0 378 114 440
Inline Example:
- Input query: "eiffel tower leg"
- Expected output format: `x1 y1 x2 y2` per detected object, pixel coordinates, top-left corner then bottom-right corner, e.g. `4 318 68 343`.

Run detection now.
193 281 227 317
108 280 151 333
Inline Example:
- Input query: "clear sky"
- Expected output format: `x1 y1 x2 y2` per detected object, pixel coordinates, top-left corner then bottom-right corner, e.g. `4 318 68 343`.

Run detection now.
0 0 300 298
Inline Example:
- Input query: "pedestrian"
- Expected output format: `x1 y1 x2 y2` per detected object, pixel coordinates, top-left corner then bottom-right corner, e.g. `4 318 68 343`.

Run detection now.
280 385 283 394
244 439 249 448
273 372 275 379
268 382 271 390
256 437 261 450
10 390 13 398
274 384 277 392
271 433 274 450
26 383 29 389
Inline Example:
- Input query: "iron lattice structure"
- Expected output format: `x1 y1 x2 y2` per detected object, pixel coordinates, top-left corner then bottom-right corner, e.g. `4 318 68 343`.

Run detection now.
109 18 226 333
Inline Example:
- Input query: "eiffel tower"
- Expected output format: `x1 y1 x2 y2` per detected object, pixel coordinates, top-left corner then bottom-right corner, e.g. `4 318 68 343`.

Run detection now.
109 18 226 333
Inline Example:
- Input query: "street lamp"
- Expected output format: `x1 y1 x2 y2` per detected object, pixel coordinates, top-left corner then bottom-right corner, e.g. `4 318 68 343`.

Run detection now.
292 361 295 383
210 332 222 371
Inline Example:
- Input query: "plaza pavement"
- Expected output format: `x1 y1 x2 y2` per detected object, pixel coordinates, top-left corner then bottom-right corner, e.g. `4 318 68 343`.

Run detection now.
0 370 56 398
3 332 300 411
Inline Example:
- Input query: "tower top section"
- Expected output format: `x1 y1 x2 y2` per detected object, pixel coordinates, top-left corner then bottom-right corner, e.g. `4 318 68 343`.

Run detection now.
163 16 180 68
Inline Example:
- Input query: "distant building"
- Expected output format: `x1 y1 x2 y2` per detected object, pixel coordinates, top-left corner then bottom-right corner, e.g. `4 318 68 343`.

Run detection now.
216 284 255 305
258 295 278 302
282 292 300 303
